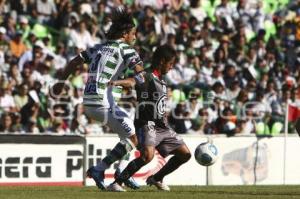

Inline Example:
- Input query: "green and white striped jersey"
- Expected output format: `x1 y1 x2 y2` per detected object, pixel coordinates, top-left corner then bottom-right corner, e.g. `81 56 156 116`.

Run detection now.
80 40 142 107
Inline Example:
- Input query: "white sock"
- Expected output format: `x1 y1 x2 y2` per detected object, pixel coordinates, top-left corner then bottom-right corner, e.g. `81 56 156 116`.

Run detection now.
118 159 129 172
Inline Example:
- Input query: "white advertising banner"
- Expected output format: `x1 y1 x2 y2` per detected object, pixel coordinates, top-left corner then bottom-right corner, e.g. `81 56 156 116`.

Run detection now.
85 135 208 186
1 135 300 186
210 136 300 185
0 144 84 185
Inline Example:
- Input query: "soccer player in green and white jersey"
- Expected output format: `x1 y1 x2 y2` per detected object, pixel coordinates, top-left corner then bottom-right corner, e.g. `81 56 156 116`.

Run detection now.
52 7 143 190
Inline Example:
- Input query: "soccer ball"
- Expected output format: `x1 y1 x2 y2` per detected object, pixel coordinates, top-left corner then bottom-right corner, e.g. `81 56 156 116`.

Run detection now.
194 142 218 166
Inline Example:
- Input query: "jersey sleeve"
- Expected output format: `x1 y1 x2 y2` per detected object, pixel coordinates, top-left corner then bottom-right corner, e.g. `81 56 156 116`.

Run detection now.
123 48 143 70
79 46 96 64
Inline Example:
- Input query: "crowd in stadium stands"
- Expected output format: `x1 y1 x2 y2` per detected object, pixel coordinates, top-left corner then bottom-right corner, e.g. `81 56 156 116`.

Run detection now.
0 0 299 136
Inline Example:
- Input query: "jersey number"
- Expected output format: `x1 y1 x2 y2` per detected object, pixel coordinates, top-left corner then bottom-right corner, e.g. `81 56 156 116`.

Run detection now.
84 84 96 94
90 54 102 72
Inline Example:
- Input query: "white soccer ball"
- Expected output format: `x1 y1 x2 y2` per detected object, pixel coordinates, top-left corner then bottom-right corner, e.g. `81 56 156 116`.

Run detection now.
194 142 218 166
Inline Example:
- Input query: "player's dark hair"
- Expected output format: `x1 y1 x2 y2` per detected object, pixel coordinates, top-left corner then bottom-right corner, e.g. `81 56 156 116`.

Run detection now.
151 45 176 69
106 7 135 40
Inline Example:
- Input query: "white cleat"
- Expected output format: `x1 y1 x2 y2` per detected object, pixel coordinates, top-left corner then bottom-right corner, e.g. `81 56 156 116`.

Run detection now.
146 175 170 191
107 182 126 192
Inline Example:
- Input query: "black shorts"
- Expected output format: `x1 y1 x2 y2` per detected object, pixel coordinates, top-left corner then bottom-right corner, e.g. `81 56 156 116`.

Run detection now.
137 122 185 158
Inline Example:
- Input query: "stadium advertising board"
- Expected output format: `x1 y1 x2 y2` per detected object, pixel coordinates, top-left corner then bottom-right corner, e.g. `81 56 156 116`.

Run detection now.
85 135 208 186
1 135 300 186
0 144 83 185
211 136 300 185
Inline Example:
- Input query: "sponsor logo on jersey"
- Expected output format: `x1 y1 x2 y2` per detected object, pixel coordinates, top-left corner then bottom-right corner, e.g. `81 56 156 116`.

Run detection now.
156 95 167 116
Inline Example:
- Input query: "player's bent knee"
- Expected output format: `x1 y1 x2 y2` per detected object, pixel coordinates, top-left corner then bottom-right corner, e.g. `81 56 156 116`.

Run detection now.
183 152 192 162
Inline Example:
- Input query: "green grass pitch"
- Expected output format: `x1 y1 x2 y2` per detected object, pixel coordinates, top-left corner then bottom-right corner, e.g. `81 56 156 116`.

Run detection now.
1 186 300 199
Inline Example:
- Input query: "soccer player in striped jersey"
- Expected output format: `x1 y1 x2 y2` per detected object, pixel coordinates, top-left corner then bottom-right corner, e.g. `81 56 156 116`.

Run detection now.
52 7 143 190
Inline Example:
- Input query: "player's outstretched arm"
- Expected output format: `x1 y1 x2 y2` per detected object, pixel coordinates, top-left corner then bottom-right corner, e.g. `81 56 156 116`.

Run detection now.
60 55 84 81
52 55 84 96
108 78 136 88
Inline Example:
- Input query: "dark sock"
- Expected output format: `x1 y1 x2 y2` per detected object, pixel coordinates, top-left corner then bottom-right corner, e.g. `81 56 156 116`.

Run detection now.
153 155 188 182
115 157 146 184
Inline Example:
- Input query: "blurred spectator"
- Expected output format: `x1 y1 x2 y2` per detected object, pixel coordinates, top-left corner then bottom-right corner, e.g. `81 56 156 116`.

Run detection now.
135 0 158 9
8 62 22 87
190 108 211 134
164 33 177 49
0 85 17 113
252 90 272 119
11 112 24 132
0 26 9 51
26 118 40 134
85 117 104 134
5 16 17 39
223 64 240 88
235 117 255 135
215 0 235 33
189 0 207 23
186 88 202 119
70 118 86 134
214 48 227 70
226 80 241 101
52 42 67 70
166 61 185 87
21 63 34 88
18 40 45 71
90 21 101 45
233 0 252 31
0 0 297 135
264 80 278 105
79 0 93 17
169 102 190 134
233 89 249 118
24 32 38 49
20 98 39 130
14 83 29 111
206 66 225 86
68 20 93 50
70 104 88 134
74 104 88 127
71 87 83 107
48 118 67 134
211 81 227 100
9 31 27 58
201 58 214 83
245 79 257 100
252 1 267 33
17 16 31 42
42 35 55 54
34 0 57 26
0 112 13 133
214 107 237 136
